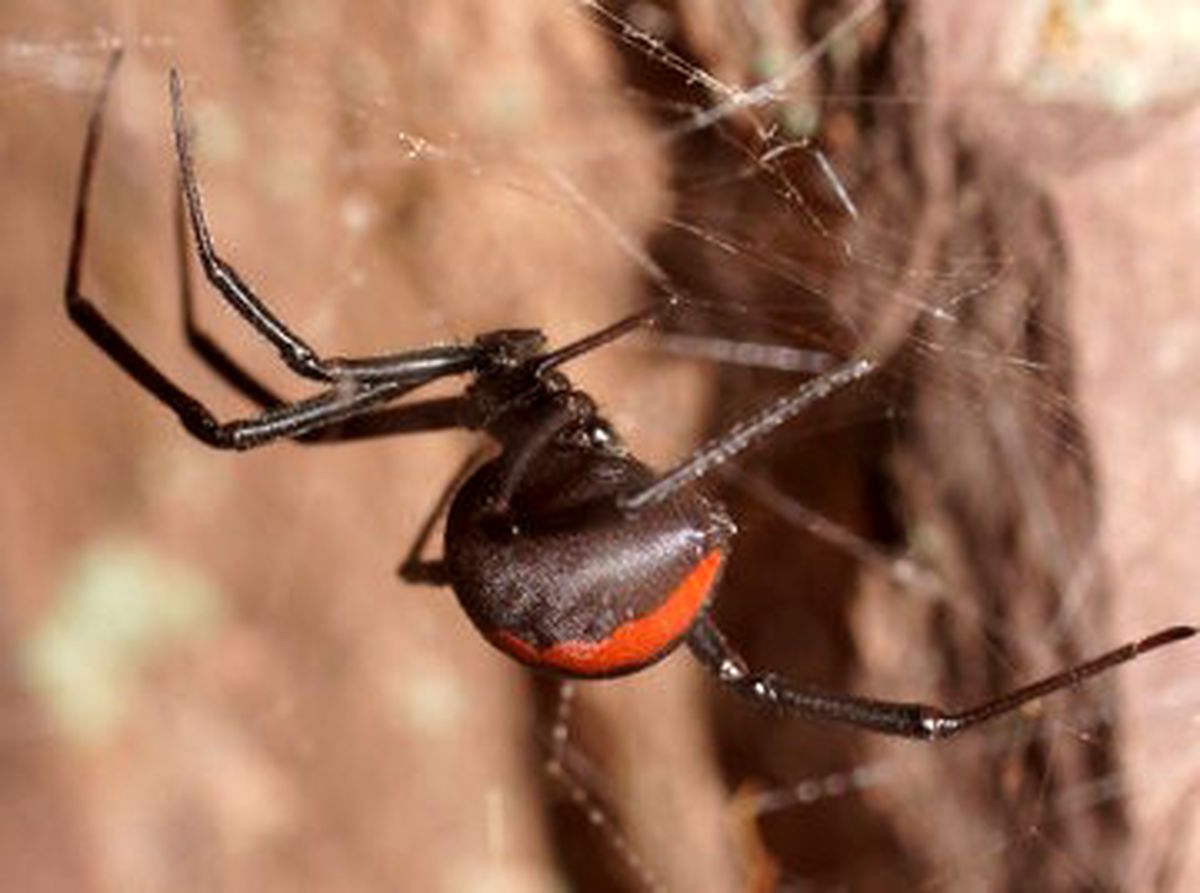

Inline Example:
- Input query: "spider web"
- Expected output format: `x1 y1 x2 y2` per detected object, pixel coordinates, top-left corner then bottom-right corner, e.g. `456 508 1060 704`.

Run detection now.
1 2 1198 891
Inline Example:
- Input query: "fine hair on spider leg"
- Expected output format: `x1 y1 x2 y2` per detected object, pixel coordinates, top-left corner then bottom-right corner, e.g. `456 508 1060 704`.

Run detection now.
64 52 1195 754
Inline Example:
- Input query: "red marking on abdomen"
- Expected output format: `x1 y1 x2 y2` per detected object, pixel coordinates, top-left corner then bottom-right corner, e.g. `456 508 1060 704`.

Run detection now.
490 549 724 677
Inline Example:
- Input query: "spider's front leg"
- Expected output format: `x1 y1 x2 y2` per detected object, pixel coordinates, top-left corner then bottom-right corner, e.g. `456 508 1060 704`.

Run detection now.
687 614 1195 741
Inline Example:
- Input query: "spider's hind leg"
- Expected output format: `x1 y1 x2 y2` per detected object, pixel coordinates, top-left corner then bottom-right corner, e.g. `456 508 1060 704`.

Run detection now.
688 614 1195 740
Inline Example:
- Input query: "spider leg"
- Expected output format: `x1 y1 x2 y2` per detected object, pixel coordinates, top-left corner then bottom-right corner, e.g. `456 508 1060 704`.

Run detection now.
187 381 432 449
64 52 231 431
65 53 479 450
299 396 464 443
172 186 286 409
620 356 876 511
183 197 466 444
398 447 491 585
167 69 481 386
72 238 418 449
173 184 468 445
490 401 581 512
534 299 676 375
688 615 1195 740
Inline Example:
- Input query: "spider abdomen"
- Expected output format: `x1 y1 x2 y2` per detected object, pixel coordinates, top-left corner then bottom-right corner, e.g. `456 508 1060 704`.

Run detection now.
444 448 732 677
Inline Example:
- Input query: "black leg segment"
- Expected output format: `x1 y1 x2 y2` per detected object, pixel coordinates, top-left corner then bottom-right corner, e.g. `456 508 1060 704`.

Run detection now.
65 51 491 450
167 69 482 386
621 356 876 511
397 448 490 586
64 51 453 451
688 615 1196 740
174 188 286 410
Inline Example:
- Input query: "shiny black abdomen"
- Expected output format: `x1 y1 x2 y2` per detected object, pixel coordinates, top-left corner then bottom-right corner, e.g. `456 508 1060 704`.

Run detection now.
444 445 731 673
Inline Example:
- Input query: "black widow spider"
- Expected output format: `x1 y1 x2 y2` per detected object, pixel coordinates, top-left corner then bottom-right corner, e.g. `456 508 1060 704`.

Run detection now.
65 51 1194 741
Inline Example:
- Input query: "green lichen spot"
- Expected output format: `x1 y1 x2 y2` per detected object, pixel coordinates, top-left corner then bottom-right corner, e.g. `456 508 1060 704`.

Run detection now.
21 540 223 745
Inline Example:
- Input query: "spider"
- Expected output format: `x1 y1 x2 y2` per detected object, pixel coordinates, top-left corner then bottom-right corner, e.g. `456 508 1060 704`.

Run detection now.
65 51 1194 741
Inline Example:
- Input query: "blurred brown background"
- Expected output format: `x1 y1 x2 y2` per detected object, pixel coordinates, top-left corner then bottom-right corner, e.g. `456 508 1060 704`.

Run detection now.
2 2 1198 891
